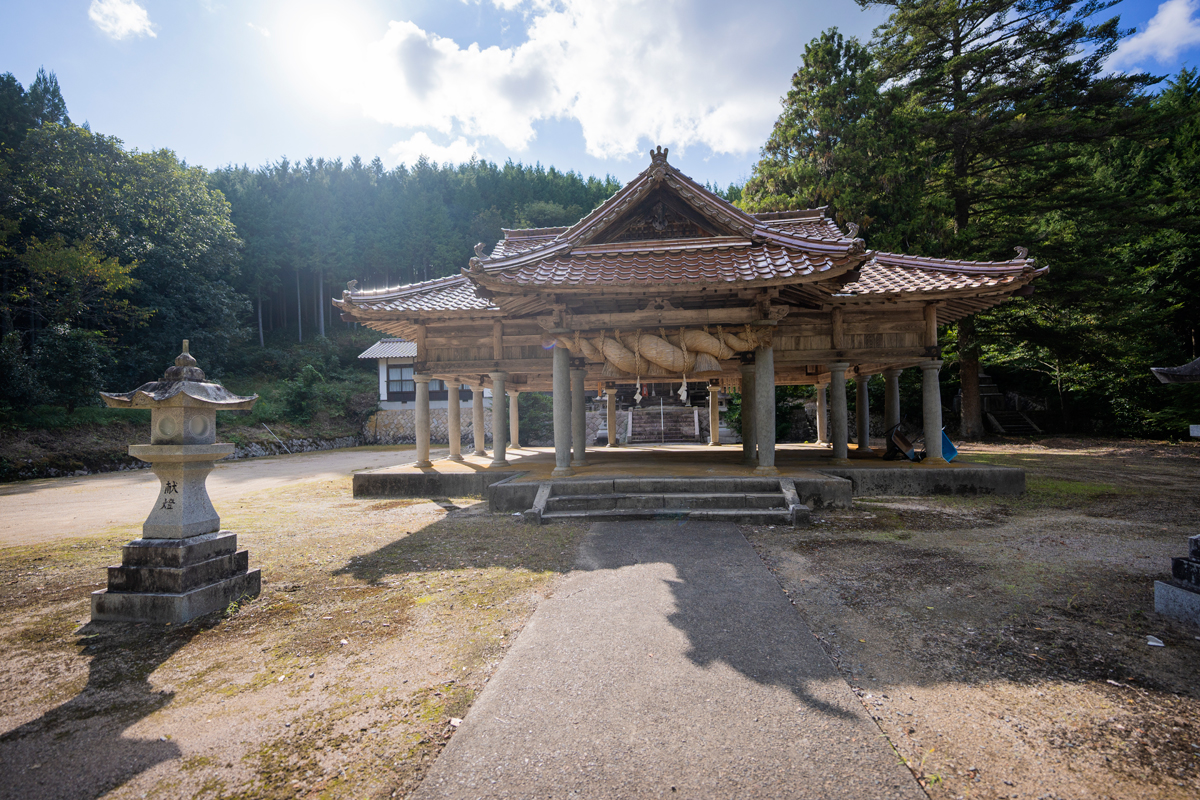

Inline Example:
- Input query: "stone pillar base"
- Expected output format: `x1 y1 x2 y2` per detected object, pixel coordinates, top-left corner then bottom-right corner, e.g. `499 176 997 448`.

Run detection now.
551 466 574 477
490 459 510 468
91 531 261 624
753 465 780 476
414 460 433 468
448 453 465 462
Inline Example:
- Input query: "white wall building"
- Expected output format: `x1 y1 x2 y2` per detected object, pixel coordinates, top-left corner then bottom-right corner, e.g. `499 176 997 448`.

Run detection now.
358 338 492 411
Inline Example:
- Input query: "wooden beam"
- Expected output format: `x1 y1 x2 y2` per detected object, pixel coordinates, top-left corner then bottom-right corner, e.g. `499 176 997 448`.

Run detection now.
493 320 504 360
924 303 938 347
420 358 553 373
415 323 427 361
775 346 935 364
536 305 788 331
830 307 844 349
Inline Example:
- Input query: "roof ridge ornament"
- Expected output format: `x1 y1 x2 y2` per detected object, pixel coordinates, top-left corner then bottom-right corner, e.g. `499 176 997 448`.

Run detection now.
1014 246 1029 260
649 145 669 182
846 222 859 239
474 242 486 257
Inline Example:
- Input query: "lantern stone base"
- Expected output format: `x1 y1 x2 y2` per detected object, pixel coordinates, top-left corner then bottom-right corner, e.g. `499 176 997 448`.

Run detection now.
91 531 261 624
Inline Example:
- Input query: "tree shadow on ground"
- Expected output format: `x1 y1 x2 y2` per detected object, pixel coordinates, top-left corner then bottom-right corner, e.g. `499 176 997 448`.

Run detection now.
335 512 854 719
580 519 857 719
0 622 199 800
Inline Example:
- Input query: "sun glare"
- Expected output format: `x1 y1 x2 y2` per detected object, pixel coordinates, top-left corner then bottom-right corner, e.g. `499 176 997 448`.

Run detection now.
268 1 375 110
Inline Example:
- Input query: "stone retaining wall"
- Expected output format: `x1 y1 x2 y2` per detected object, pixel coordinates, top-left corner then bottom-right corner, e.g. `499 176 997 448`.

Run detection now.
363 409 494 446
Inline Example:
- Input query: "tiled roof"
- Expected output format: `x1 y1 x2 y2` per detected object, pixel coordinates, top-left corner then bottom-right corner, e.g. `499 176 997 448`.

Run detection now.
841 253 1043 295
490 230 563 258
357 339 417 359
339 274 495 313
483 243 849 288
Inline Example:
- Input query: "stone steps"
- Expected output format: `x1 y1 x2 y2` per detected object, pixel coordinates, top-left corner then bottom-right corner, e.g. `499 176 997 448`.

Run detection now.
523 476 820 527
540 507 796 524
546 492 787 512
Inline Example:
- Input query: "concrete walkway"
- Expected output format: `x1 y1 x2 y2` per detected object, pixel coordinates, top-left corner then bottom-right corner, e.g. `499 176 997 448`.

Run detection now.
415 521 923 800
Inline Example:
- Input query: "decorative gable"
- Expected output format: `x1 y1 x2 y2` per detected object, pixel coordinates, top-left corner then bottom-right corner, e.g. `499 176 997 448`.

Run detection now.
593 189 734 243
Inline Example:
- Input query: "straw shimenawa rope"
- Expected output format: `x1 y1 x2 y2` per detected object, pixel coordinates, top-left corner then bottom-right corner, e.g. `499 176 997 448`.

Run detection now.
555 324 756 376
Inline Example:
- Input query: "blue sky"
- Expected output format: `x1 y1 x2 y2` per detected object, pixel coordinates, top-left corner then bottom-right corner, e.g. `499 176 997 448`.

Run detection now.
3 0 1199 188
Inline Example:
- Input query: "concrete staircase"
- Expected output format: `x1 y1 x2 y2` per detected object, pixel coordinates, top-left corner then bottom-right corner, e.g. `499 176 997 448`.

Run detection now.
627 407 702 444
521 474 852 527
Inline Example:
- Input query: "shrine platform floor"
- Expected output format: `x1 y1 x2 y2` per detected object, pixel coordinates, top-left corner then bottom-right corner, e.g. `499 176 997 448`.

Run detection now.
352 443 1026 506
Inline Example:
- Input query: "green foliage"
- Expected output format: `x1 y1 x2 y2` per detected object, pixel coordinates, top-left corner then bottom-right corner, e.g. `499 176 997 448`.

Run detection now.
744 4 1196 436
518 392 554 446
30 324 114 413
280 364 327 422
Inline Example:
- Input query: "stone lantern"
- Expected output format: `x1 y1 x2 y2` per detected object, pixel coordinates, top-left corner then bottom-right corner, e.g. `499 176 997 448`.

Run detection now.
91 341 261 623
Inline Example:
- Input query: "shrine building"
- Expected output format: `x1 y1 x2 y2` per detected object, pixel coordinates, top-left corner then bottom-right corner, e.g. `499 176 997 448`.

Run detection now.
334 147 1044 480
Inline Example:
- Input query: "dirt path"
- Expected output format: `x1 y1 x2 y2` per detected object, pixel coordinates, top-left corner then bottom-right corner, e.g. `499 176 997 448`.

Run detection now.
0 445 431 547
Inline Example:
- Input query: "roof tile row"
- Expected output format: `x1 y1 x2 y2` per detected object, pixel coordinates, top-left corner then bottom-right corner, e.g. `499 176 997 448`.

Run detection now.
488 244 838 287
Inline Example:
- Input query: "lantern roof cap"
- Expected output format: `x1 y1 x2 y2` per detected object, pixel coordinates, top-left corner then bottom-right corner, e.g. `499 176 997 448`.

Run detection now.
99 340 258 411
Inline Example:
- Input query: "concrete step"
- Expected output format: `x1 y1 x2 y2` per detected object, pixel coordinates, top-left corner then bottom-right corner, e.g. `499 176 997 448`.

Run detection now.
546 492 786 512
540 508 797 525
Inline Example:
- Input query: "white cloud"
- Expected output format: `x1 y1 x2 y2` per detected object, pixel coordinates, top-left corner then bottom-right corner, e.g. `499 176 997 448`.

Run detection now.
339 0 796 160
247 22 271 38
88 0 156 40
1113 0 1200 67
389 132 481 166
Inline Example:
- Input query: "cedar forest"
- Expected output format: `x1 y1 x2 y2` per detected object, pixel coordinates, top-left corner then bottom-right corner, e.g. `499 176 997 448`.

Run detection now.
1 0 1198 438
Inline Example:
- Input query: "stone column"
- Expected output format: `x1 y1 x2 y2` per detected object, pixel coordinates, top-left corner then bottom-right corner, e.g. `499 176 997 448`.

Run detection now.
828 362 850 461
605 388 618 447
570 366 587 467
921 359 945 463
708 383 720 446
855 373 873 453
507 388 520 450
754 343 777 475
447 384 463 461
883 368 902 433
816 383 829 445
489 372 509 467
739 362 757 466
552 343 572 477
472 384 487 457
414 373 432 468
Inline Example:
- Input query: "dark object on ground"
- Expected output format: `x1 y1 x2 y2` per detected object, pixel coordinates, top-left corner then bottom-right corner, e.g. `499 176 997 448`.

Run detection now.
883 424 924 462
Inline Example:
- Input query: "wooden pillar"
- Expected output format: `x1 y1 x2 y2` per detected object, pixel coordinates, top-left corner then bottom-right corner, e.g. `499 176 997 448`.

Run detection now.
489 372 509 467
739 362 757 466
828 362 850 461
605 388 618 447
754 344 777 475
855 373 873 453
883 368 902 433
708 382 720 446
570 366 587 467
552 343 572 477
447 384 463 461
816 383 829 445
414 373 432 468
507 389 520 450
472 383 487 457
921 359 946 463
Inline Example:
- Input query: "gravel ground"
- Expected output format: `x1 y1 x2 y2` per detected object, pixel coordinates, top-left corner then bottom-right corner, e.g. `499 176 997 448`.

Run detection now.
0 438 1197 799
743 438 1200 800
